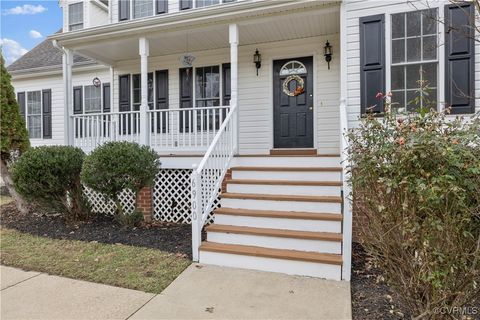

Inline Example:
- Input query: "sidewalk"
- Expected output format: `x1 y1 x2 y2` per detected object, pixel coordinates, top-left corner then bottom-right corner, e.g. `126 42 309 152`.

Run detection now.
1 264 352 320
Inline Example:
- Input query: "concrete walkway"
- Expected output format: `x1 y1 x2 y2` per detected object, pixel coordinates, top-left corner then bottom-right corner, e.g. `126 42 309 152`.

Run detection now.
1 264 352 320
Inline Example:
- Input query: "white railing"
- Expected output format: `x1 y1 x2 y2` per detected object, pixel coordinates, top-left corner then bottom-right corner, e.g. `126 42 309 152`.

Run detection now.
147 106 230 151
339 99 352 281
190 103 238 261
71 111 141 151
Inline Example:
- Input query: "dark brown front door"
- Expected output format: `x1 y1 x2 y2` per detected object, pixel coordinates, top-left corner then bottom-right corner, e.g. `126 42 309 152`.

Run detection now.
273 57 314 148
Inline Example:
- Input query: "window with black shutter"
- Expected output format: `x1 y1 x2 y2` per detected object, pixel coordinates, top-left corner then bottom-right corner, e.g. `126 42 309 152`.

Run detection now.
103 83 111 113
119 0 130 21
42 89 52 139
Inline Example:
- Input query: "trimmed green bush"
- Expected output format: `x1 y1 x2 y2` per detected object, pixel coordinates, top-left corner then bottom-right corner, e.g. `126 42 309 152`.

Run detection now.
12 146 90 220
347 98 480 318
81 141 159 225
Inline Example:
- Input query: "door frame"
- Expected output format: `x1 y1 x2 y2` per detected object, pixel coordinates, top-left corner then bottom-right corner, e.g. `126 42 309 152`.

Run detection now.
269 53 318 150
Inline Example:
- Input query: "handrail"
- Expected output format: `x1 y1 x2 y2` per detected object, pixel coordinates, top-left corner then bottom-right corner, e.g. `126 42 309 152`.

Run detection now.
339 98 352 281
190 103 238 261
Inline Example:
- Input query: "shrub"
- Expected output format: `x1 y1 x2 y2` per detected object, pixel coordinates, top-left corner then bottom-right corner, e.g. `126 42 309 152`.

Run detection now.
12 146 90 221
81 141 159 225
347 98 480 318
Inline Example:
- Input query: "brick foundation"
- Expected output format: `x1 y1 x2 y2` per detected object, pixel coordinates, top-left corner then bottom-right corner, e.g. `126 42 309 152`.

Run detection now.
137 186 153 223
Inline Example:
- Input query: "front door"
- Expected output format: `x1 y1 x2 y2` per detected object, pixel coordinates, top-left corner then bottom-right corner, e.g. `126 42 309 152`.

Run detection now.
273 57 314 148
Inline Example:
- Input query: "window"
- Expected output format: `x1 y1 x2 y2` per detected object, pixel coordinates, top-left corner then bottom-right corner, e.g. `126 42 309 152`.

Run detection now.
132 73 154 110
133 0 153 19
196 0 220 8
391 9 438 111
69 2 84 31
280 61 307 76
195 66 220 108
27 91 42 139
84 85 102 113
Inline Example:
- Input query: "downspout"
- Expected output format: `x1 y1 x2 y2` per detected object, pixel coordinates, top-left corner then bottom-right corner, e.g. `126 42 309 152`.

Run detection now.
52 39 73 146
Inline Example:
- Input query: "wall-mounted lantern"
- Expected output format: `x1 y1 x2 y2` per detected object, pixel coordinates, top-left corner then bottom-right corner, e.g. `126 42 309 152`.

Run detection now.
253 48 261 76
324 41 332 70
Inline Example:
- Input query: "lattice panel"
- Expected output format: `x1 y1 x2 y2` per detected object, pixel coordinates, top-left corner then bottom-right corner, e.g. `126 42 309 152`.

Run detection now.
152 169 219 224
84 187 136 215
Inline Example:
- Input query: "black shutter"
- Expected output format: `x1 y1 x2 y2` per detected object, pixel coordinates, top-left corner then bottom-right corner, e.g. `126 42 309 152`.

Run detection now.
73 86 83 114
103 83 111 112
179 68 193 132
17 92 26 121
42 89 52 139
156 0 167 14
359 14 385 114
119 0 130 21
119 74 131 112
180 0 192 10
445 3 475 114
222 63 231 106
154 70 169 133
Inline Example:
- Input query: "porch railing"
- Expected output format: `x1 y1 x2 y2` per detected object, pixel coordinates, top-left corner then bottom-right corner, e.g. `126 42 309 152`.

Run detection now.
71 105 230 152
147 106 230 151
190 103 238 261
71 111 141 150
339 99 352 281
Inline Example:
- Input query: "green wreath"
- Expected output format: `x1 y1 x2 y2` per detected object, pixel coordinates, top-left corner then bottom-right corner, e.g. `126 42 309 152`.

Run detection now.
282 75 305 97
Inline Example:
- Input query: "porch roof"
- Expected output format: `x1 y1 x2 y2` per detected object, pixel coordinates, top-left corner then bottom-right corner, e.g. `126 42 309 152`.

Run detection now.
49 0 340 65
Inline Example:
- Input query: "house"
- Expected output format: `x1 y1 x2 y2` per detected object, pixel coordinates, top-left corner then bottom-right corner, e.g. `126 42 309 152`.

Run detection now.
7 0 478 281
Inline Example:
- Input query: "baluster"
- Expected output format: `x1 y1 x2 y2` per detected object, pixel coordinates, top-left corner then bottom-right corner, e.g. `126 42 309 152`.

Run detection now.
206 109 210 146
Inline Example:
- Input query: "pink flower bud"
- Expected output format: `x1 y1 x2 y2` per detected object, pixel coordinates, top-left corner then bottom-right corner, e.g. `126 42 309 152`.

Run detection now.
376 92 384 99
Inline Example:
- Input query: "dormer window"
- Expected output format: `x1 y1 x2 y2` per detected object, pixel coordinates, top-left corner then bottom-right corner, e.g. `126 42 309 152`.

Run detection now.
69 2 84 31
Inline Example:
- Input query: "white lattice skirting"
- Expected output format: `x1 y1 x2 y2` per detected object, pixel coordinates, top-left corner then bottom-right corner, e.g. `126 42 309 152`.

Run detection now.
84 187 136 215
83 169 219 223
153 169 219 224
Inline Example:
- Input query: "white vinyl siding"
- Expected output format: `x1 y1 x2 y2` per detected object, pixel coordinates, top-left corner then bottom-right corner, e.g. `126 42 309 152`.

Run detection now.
27 91 42 139
69 2 84 31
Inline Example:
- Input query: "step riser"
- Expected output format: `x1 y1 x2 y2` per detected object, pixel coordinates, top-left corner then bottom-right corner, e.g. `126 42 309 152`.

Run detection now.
231 157 340 167
231 170 341 182
200 251 342 280
226 184 341 197
221 198 342 214
207 232 341 254
214 214 342 233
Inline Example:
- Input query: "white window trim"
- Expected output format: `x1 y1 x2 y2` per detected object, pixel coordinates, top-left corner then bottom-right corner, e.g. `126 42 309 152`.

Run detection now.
26 91 43 140
68 1 85 31
193 65 222 108
385 4 445 111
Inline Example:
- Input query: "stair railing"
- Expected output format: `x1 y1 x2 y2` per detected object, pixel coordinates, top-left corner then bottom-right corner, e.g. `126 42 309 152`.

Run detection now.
339 98 352 281
190 103 238 261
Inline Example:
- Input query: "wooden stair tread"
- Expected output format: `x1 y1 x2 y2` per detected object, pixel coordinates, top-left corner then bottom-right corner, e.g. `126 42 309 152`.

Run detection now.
270 149 317 156
221 193 342 203
231 166 342 172
200 242 343 265
226 179 341 186
206 224 342 242
214 207 342 221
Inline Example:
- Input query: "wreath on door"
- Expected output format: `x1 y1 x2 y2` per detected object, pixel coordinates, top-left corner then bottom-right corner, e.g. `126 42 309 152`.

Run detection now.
282 75 305 97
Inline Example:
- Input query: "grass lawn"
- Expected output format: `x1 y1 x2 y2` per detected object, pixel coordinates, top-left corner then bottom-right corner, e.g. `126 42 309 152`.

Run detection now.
0 228 191 293
0 195 12 205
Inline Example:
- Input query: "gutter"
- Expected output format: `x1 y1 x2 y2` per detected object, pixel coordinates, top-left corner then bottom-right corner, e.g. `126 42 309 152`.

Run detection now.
49 0 340 46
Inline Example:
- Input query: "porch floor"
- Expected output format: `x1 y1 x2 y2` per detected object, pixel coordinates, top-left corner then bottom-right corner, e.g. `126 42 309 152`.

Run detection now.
130 263 352 320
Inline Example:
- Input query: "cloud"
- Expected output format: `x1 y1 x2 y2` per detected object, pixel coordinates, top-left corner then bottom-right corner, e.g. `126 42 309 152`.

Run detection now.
29 30 43 39
0 39 29 65
3 4 47 15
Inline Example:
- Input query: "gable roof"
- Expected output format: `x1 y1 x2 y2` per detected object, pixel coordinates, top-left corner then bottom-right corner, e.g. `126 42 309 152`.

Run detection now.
7 29 94 73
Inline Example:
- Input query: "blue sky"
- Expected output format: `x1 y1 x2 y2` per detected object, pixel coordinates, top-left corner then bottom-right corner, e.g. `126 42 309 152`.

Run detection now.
1 0 62 65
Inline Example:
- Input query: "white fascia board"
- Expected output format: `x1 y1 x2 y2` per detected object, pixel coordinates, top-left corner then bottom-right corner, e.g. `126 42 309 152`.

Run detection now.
10 63 105 80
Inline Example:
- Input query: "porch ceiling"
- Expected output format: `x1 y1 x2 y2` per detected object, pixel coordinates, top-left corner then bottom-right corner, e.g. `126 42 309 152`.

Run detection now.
69 5 340 65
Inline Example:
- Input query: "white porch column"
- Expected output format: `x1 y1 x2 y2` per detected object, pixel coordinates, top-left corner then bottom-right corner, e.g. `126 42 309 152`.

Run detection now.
229 24 239 153
139 37 150 146
64 48 74 146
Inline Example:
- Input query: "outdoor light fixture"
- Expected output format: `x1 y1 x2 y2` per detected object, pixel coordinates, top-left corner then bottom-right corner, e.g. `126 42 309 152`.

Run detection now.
253 48 261 76
324 40 332 70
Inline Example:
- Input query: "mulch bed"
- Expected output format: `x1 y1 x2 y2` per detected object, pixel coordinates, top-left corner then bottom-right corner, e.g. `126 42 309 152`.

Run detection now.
351 242 411 320
0 202 194 258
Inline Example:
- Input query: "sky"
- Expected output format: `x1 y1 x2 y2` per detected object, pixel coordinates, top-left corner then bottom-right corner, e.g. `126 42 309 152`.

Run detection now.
1 0 63 65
